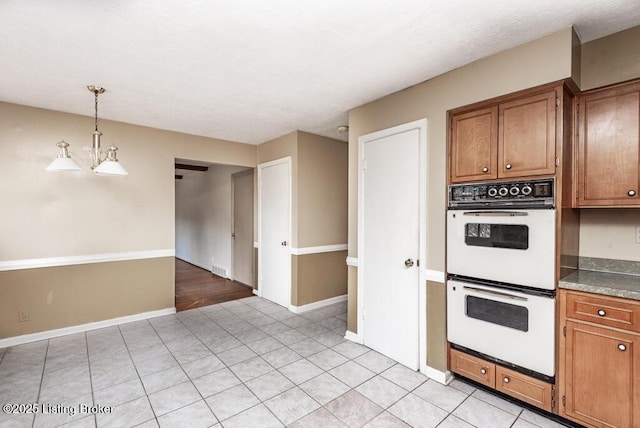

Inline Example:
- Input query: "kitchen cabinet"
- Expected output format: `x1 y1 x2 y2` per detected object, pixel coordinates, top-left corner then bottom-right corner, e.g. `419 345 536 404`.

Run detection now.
559 290 640 427
449 348 554 412
449 88 558 183
577 79 640 206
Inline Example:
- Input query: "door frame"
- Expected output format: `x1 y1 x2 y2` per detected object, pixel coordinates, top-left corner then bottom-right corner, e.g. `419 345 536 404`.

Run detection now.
257 156 292 307
357 119 428 373
230 168 255 286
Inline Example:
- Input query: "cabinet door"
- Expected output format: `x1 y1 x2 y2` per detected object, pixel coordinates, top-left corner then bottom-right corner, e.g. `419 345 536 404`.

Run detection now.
498 91 557 178
564 321 638 428
450 348 495 388
578 82 640 206
450 106 497 183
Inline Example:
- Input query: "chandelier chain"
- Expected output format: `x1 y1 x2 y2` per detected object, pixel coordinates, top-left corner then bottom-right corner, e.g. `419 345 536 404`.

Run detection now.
94 90 99 131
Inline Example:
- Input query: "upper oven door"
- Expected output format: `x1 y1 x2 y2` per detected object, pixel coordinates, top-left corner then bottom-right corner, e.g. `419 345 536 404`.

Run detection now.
447 209 555 289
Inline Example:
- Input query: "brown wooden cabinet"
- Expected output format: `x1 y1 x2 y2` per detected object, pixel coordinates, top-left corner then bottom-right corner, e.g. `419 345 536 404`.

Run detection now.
449 348 553 412
577 79 640 206
559 290 640 427
450 88 558 183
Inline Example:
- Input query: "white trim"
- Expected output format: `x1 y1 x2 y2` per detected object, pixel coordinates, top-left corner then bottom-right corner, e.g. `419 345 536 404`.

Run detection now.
425 269 445 283
423 366 454 385
252 288 259 295
290 244 347 255
346 257 358 267
175 257 210 272
358 119 428 371
0 249 175 272
253 241 259 248
0 307 176 348
344 330 363 344
289 294 347 314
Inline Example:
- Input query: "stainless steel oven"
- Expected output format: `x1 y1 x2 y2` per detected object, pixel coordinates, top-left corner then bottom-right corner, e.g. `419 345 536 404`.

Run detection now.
446 178 556 378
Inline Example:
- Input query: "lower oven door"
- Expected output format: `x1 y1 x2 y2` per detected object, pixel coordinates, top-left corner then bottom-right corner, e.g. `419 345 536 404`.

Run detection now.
447 279 555 377
446 209 555 290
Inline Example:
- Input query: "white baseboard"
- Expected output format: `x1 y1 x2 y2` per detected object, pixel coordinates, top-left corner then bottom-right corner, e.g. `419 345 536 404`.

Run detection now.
344 330 363 344
289 294 347 314
0 307 176 349
424 269 445 283
290 244 348 255
424 366 454 385
252 289 259 295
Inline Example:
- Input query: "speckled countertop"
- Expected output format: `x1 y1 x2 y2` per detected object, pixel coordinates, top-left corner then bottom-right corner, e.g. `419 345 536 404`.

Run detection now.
559 270 640 300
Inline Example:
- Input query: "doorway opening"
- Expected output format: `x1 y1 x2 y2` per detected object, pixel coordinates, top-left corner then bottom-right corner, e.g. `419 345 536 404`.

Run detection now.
175 159 255 311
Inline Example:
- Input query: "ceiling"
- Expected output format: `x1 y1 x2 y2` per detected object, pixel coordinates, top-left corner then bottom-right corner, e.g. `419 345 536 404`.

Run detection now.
1 1 639 145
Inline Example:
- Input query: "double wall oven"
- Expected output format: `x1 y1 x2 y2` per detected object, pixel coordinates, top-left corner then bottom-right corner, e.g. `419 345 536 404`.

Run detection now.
447 178 556 380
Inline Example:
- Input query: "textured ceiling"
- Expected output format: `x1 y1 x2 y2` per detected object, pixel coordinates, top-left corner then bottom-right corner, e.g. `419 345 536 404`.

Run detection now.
1 1 639 145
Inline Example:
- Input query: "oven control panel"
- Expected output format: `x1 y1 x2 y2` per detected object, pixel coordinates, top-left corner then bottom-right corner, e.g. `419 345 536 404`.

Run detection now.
448 178 554 209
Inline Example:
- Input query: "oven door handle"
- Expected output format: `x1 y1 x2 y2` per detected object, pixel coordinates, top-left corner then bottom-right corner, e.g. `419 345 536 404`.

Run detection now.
462 211 528 217
463 285 528 301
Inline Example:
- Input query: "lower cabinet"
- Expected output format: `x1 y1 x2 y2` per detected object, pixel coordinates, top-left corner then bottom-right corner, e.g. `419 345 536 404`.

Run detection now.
449 348 554 412
559 289 640 428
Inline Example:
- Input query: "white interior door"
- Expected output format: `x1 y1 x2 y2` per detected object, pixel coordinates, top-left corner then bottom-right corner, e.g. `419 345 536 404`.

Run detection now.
258 158 291 308
232 169 254 287
360 122 425 370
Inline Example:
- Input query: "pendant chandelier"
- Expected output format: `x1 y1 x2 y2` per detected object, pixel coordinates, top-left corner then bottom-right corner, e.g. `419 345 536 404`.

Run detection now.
46 85 128 176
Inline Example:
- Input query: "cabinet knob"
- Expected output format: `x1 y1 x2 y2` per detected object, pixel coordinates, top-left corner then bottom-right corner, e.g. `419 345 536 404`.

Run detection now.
480 368 487 375
503 376 510 383
505 164 512 170
598 309 606 317
619 344 627 351
629 190 637 197
482 167 489 173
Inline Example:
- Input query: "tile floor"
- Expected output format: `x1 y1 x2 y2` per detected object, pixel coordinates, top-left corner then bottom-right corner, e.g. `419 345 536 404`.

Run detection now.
0 297 568 428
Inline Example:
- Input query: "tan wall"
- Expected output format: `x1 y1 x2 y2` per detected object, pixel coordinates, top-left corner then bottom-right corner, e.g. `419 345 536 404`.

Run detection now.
581 25 640 90
297 132 348 247
346 28 574 363
426 281 447 371
348 28 574 268
293 251 347 306
347 266 357 333
0 257 174 338
0 101 256 338
579 209 640 262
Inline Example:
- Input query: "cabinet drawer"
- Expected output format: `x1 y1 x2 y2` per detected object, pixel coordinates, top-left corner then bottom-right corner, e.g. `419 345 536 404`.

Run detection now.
566 291 640 333
495 366 553 412
450 348 495 388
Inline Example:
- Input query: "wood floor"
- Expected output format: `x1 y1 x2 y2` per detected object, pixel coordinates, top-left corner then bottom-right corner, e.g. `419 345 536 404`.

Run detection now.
175 258 254 312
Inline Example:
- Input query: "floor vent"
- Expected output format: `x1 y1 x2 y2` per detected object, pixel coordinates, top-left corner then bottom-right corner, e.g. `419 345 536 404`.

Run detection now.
212 265 227 278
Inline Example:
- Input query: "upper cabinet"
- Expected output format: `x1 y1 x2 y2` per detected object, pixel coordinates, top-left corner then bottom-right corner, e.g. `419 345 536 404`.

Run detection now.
577 79 640 207
450 88 558 183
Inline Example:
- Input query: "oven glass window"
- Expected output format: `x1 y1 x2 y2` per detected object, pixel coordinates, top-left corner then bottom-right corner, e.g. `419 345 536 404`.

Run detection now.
465 223 528 250
466 296 529 332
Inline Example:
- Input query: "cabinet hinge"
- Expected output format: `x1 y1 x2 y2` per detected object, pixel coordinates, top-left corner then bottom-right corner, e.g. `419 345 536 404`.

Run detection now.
555 157 559 167
562 395 566 407
362 159 367 171
417 259 420 267
555 96 560 107
563 325 566 337
551 385 557 409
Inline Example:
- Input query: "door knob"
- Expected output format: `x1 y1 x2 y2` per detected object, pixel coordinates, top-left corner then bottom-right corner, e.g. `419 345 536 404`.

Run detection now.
404 258 414 267
281 241 288 246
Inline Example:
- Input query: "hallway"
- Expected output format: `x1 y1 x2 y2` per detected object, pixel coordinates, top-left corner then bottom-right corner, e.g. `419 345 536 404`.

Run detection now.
175 258 254 311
